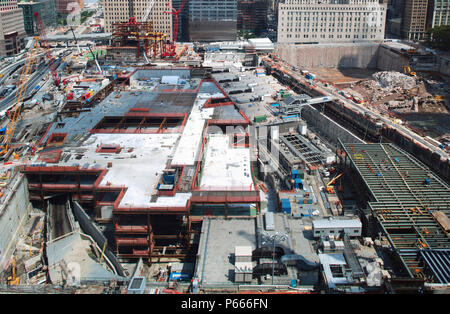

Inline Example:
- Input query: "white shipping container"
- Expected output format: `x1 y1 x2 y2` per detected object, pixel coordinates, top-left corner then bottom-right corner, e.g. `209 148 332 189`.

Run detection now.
265 212 275 231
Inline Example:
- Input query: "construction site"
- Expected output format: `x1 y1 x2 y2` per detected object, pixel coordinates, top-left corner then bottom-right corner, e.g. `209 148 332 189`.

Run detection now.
0 3 448 295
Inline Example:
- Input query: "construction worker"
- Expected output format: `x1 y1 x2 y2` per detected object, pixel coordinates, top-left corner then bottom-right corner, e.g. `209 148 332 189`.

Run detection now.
167 263 172 279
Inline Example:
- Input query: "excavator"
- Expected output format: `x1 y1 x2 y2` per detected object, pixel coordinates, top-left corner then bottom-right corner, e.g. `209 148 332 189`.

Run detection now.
325 172 344 194
403 66 416 77
7 256 20 285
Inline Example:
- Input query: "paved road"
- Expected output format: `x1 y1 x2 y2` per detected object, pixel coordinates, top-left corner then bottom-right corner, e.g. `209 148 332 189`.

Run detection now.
0 62 50 112
0 48 70 112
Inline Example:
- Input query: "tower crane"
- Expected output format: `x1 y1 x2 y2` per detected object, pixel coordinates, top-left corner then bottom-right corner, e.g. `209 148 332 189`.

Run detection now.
0 37 39 158
163 0 187 58
34 12 60 87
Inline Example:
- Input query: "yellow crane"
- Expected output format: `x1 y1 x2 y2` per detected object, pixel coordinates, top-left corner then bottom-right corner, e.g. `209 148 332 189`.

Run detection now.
403 66 416 76
7 256 20 285
0 37 39 158
325 172 344 194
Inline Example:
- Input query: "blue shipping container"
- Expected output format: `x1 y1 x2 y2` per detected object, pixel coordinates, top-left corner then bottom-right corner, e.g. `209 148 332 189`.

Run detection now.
290 279 297 287
169 272 191 281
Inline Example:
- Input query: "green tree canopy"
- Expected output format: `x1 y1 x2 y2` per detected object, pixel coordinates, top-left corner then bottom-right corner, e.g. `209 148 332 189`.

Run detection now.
427 25 450 51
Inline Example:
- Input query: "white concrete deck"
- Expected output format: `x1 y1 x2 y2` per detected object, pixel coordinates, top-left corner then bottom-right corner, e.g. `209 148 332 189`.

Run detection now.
171 95 215 166
199 134 255 190
59 133 185 208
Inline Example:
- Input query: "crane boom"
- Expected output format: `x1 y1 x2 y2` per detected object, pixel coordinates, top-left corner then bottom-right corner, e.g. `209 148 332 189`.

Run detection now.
34 12 60 86
70 26 81 54
326 173 344 187
142 0 156 22
0 37 39 157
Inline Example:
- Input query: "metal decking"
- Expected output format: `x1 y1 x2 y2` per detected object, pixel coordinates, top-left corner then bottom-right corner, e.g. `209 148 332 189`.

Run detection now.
340 141 450 280
280 133 325 166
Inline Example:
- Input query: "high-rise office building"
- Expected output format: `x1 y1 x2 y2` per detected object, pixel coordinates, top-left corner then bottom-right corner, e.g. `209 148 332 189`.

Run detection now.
19 0 57 36
427 0 450 29
237 0 269 35
0 0 26 56
402 0 428 40
277 0 387 44
103 0 172 41
188 0 238 42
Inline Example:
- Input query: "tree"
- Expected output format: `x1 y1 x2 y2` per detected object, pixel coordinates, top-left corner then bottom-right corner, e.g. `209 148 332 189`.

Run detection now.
426 25 450 51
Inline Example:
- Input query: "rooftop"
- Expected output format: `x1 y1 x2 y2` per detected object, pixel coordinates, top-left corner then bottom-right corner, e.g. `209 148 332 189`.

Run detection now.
199 134 255 191
312 218 362 230
195 218 257 285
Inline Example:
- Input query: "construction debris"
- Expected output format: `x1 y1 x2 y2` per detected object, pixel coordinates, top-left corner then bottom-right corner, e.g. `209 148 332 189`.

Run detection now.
372 71 416 90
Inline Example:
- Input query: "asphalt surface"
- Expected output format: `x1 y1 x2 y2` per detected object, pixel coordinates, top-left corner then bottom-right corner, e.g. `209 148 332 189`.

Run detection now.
0 61 51 112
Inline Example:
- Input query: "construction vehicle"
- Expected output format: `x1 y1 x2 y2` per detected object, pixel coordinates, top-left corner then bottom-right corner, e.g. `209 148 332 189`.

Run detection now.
34 12 60 86
403 66 416 76
325 172 344 194
405 86 420 97
87 45 103 75
0 37 39 158
7 256 20 285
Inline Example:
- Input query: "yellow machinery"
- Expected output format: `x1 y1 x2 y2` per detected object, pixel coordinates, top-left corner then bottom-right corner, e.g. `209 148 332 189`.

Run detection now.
7 256 20 285
326 172 344 194
403 66 416 76
0 37 39 158
406 86 420 97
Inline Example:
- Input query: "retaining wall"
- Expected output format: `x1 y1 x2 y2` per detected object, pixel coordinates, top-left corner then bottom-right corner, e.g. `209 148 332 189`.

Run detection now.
276 43 380 69
301 105 365 145
0 172 31 269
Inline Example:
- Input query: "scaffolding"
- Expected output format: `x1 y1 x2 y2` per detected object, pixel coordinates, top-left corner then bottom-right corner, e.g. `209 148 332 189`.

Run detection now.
111 18 167 60
338 140 450 282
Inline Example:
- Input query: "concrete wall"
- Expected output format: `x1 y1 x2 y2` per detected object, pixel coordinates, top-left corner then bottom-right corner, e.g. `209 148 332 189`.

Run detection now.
383 128 450 183
0 172 31 269
376 45 410 73
276 43 380 69
437 56 450 77
301 106 365 146
72 201 125 277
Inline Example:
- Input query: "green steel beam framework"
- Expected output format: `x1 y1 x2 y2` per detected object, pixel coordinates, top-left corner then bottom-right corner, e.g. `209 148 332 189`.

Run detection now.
338 140 450 278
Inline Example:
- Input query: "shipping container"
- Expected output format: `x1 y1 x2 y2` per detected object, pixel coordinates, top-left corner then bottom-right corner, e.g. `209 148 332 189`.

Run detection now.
265 212 275 230
254 115 267 123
